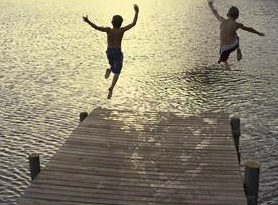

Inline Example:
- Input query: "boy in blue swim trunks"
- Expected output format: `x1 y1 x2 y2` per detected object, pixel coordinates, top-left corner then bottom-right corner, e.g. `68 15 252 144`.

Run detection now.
83 4 139 99
208 0 265 70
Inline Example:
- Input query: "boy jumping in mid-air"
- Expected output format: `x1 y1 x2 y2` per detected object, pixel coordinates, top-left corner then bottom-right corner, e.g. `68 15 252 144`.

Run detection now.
83 4 139 99
208 0 265 70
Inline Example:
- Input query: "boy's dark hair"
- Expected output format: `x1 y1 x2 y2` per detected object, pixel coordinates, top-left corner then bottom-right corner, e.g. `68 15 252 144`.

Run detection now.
112 15 123 28
227 6 239 19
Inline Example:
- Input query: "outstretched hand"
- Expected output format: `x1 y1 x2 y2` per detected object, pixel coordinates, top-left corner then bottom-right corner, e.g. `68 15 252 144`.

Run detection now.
83 15 89 22
134 4 139 13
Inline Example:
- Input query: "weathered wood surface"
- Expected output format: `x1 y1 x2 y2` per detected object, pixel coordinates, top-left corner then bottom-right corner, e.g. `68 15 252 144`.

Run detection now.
18 108 247 205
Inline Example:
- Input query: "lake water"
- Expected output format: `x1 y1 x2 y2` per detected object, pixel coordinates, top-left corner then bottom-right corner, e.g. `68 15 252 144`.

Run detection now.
1 0 278 204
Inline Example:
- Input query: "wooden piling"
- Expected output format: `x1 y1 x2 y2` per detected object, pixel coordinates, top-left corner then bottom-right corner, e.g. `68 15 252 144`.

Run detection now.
244 161 260 205
28 154 40 181
79 112 88 122
231 117 241 163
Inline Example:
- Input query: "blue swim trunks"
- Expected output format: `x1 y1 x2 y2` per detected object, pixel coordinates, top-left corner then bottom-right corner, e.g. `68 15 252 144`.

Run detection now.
106 48 123 74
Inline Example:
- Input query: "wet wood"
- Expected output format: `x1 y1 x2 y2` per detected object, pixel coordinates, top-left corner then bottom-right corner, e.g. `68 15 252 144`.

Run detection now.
18 108 247 205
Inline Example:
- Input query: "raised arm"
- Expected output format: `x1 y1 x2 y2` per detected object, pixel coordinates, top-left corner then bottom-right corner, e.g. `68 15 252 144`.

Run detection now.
121 4 139 32
207 0 224 22
237 23 265 36
83 15 109 32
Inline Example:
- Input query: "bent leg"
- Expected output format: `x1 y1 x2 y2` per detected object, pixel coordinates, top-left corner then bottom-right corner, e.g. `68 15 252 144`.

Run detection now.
219 38 239 64
107 74 119 99
105 69 111 79
237 48 242 61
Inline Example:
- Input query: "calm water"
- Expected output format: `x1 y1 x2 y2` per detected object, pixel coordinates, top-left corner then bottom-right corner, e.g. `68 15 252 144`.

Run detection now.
1 0 278 204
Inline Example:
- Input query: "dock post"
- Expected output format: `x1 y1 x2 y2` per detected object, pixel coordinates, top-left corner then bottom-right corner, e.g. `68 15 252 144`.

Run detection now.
28 154 40 181
244 161 260 205
79 112 88 122
231 117 241 163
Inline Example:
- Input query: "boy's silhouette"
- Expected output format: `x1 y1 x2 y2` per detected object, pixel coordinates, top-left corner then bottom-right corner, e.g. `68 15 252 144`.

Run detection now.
83 4 139 99
208 0 265 70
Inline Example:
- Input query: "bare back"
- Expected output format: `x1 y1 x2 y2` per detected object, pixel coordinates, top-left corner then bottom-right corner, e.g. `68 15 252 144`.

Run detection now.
107 28 125 49
220 19 238 46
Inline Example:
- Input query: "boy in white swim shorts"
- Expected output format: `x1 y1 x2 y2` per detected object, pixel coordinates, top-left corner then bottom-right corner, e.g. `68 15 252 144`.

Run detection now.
208 0 265 70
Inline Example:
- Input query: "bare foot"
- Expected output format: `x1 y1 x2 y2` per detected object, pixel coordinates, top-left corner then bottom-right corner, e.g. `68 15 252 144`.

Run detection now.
105 69 111 79
237 49 242 61
224 61 231 70
107 88 113 99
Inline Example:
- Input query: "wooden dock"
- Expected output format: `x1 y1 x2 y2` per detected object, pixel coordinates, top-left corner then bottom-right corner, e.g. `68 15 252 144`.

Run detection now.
18 107 247 205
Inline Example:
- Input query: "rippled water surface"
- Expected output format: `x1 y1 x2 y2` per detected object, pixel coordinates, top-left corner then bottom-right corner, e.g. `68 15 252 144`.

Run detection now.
1 0 278 204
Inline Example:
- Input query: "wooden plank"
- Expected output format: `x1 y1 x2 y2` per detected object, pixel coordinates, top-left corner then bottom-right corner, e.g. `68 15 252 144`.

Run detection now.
58 148 239 160
25 183 244 200
52 152 240 166
61 142 236 152
38 170 243 184
22 188 246 204
73 126 234 135
62 135 236 148
68 133 234 142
